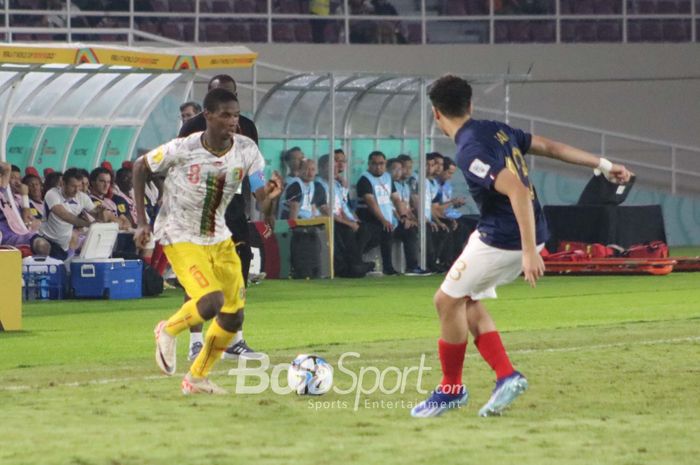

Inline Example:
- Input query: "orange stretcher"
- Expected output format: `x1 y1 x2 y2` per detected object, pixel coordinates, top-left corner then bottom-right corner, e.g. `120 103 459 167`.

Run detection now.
544 258 677 276
673 257 700 272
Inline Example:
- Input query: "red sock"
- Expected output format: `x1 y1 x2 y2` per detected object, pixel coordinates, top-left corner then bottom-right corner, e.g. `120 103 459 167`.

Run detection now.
438 339 467 394
474 331 514 380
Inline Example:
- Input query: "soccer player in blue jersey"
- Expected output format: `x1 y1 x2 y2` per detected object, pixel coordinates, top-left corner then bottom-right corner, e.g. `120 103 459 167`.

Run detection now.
411 75 632 418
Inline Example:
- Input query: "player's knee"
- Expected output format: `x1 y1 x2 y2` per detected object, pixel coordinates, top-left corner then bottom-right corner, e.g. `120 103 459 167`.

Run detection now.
433 289 450 311
217 309 244 333
196 291 225 320
433 290 462 316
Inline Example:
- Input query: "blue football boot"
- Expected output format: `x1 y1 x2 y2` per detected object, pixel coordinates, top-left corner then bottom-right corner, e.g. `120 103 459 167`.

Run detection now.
411 386 469 418
478 371 528 417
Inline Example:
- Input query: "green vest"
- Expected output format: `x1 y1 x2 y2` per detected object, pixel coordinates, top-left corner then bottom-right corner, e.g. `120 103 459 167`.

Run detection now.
310 0 330 15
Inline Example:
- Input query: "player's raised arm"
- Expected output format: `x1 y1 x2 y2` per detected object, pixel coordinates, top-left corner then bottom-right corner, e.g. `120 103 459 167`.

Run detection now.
251 169 283 225
528 135 632 185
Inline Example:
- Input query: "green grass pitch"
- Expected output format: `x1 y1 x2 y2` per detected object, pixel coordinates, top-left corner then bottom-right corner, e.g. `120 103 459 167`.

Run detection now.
1 269 699 465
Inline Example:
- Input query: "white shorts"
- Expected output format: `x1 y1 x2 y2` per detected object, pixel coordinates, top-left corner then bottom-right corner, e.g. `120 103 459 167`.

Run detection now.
440 231 544 301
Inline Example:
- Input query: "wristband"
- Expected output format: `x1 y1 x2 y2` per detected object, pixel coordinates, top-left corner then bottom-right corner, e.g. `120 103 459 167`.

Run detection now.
21 195 30 209
594 157 614 180
597 158 613 173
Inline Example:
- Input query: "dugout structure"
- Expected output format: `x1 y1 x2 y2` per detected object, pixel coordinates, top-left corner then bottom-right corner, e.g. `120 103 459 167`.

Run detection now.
0 43 257 171
254 72 529 269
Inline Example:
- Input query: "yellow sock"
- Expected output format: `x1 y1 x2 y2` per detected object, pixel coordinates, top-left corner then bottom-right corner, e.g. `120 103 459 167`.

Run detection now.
189 318 235 379
164 298 205 337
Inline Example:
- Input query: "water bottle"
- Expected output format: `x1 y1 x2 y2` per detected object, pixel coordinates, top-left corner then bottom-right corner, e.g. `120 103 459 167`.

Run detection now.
25 273 37 301
38 275 49 300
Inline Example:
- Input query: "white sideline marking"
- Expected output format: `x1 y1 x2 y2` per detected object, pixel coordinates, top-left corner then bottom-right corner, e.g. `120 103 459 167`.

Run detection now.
2 336 699 392
0 369 228 392
512 335 700 355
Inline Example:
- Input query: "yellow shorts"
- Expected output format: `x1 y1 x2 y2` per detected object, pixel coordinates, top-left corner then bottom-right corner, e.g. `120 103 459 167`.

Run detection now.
163 239 245 314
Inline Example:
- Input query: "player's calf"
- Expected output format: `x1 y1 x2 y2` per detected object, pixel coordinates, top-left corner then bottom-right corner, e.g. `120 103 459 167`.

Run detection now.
217 309 244 333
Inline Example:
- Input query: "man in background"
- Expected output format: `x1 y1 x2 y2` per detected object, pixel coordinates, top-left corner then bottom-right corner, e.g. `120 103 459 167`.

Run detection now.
180 101 202 123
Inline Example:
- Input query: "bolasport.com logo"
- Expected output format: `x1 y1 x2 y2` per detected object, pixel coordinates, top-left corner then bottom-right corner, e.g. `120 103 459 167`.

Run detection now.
227 352 434 411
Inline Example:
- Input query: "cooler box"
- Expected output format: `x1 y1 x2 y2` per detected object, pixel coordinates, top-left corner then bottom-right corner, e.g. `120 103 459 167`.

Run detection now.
22 256 66 300
71 259 143 299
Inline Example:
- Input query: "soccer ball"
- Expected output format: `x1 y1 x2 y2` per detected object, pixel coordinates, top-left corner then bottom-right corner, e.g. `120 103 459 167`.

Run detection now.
287 354 333 395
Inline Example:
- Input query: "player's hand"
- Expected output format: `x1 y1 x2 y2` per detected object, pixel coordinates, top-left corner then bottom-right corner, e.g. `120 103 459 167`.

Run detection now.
597 158 633 185
93 205 108 222
134 223 152 249
19 184 29 196
382 219 393 232
608 163 633 184
349 221 360 232
263 213 275 236
265 171 284 199
522 248 545 288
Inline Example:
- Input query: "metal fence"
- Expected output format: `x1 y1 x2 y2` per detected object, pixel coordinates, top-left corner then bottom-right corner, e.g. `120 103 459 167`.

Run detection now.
1 0 698 45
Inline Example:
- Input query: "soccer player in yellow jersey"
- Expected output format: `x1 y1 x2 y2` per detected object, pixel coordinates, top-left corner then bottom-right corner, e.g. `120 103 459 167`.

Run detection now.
133 88 282 394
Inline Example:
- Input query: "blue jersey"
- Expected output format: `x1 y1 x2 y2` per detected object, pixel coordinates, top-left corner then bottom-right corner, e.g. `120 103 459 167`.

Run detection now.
455 118 548 250
439 180 462 220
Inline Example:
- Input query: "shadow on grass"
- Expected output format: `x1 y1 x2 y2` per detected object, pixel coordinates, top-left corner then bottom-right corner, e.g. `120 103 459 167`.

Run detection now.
0 330 35 338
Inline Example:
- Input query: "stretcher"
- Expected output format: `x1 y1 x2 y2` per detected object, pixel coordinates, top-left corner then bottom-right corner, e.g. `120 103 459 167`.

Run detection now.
544 258 677 276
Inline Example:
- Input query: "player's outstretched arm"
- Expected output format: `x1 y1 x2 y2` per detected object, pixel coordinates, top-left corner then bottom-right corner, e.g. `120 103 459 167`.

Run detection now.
529 135 632 185
132 156 152 249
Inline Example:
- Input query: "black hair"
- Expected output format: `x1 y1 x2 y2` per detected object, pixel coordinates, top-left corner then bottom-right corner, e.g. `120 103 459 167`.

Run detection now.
427 152 444 162
387 157 401 168
115 167 132 186
442 156 455 170
63 168 83 184
10 164 20 173
22 174 41 185
428 74 472 118
89 167 112 185
44 171 63 191
179 101 202 113
78 168 90 179
202 88 238 113
396 154 413 164
207 74 236 92
368 151 386 162
333 148 345 155
284 147 302 162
